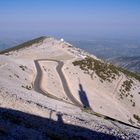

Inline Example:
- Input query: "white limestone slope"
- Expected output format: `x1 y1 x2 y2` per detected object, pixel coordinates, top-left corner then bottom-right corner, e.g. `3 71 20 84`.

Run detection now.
0 37 140 139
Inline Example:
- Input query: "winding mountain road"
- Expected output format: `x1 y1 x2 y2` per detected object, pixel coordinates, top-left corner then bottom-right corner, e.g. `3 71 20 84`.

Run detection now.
33 59 140 130
34 59 83 107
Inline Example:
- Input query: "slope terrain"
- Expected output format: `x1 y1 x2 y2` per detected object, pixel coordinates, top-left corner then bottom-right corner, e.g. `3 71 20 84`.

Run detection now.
0 36 140 139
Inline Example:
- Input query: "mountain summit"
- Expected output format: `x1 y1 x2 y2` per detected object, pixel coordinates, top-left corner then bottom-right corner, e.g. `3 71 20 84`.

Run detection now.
0 37 140 139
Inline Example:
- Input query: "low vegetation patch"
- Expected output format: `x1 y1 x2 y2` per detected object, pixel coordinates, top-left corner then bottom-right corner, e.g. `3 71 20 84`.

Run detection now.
119 79 135 106
14 74 19 78
73 56 140 82
21 85 32 90
133 114 140 124
122 79 133 92
73 56 120 82
19 65 27 71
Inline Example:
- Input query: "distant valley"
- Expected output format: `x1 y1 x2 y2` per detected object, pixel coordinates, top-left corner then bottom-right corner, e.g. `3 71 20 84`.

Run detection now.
108 56 140 75
0 39 26 51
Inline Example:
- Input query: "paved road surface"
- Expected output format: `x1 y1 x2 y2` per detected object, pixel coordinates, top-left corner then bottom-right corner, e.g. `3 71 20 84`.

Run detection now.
34 59 83 107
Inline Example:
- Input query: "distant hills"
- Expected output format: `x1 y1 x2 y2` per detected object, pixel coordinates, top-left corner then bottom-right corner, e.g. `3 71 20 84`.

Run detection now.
70 40 140 59
70 40 140 75
108 56 140 75
0 36 47 54
0 39 25 51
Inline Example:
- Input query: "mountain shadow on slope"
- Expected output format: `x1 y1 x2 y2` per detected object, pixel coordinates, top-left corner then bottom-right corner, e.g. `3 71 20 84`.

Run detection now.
0 107 121 140
78 83 91 109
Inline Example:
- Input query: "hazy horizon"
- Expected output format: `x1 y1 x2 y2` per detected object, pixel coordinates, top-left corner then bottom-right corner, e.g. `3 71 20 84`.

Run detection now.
0 0 140 40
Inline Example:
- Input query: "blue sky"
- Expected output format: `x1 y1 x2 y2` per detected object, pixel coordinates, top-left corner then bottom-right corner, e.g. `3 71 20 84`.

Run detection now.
0 0 140 40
